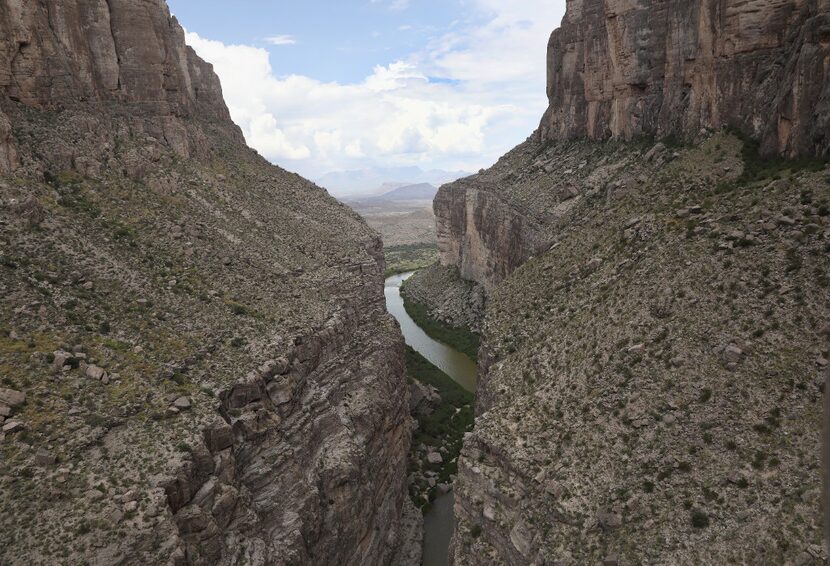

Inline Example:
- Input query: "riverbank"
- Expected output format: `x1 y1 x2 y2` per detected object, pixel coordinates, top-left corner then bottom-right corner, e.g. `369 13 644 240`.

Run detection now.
384 272 479 566
406 346 474 510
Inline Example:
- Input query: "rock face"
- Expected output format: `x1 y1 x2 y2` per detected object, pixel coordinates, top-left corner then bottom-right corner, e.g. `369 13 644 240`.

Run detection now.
437 5 830 564
0 0 240 176
539 0 830 158
540 0 830 156
0 0 230 119
434 174 554 290
0 1 412 565
437 0 830 291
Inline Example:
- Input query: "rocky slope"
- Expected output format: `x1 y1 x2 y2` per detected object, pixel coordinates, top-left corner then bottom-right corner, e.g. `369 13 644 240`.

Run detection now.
0 1 413 565
450 134 829 564
438 1 830 564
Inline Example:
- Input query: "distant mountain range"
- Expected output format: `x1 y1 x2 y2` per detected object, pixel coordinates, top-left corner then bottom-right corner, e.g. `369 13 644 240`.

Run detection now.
316 166 468 197
380 183 438 201
342 183 440 205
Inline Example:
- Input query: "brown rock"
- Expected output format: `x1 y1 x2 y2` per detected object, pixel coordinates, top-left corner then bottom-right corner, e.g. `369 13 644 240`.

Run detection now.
203 422 234 453
172 396 192 410
85 365 107 381
34 449 56 467
598 510 623 530
2 420 24 434
0 388 25 408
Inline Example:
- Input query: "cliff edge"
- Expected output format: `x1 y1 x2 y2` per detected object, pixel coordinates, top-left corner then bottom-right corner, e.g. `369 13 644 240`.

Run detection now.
440 1 830 563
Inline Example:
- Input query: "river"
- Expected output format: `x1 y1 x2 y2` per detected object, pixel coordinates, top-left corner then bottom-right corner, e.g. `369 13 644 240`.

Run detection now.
384 272 478 566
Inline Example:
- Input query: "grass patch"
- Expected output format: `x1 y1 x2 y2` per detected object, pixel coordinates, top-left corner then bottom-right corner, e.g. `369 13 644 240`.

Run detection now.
401 292 480 360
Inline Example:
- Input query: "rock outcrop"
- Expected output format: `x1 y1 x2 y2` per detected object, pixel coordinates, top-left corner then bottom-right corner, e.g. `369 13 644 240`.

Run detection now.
540 0 830 158
0 1 413 565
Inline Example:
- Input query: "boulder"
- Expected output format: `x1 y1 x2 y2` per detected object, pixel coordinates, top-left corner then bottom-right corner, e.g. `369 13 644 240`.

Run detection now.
427 452 444 465
723 344 743 363
204 422 234 453
173 396 192 410
34 449 56 467
52 351 74 370
85 365 107 381
2 420 24 434
0 388 25 408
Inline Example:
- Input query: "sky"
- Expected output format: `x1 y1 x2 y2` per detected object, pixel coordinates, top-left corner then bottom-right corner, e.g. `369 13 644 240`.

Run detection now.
167 0 567 181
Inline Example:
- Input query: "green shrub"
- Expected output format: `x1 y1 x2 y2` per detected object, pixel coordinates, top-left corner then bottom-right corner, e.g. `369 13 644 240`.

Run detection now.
690 509 709 529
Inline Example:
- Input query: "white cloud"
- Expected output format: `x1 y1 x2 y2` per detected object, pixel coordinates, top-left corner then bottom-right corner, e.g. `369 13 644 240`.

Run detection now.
265 35 296 46
184 1 567 178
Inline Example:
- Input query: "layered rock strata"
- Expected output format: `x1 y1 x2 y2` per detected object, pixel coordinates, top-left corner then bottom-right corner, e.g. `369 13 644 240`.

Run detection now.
0 1 413 564
540 0 830 158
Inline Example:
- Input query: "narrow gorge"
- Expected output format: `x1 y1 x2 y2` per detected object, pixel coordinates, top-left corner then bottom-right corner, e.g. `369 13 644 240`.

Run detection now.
0 0 828 565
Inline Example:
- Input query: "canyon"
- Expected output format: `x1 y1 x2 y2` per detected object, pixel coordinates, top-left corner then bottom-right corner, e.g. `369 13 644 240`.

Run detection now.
0 0 829 565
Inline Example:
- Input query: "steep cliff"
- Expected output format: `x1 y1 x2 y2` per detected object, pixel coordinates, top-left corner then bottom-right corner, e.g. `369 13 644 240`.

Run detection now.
540 0 830 158
438 2 830 564
0 1 413 565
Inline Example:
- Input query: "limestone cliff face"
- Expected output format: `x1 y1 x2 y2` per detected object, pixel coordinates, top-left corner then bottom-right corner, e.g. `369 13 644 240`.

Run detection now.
435 140 594 290
0 2 413 565
435 177 547 290
0 0 231 120
0 0 241 174
540 0 830 158
438 0 830 291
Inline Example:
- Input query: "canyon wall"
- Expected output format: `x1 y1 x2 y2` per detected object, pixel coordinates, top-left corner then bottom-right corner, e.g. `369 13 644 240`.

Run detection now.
540 0 830 158
0 1 414 564
440 1 830 563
